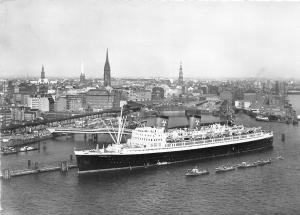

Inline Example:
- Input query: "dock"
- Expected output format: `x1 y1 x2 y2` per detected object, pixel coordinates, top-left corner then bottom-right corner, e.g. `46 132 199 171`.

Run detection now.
1 161 77 180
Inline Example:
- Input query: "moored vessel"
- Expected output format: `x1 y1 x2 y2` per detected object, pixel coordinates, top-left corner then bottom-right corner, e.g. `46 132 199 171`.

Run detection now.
185 167 209 176
215 166 235 173
75 104 274 174
1 147 17 155
19 146 38 152
255 115 269 122
237 162 258 169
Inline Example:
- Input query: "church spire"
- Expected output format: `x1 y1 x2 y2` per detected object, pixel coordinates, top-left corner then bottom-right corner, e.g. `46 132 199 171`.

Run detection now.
106 48 109 61
80 61 86 82
104 49 110 71
178 62 183 85
41 65 45 79
104 49 111 87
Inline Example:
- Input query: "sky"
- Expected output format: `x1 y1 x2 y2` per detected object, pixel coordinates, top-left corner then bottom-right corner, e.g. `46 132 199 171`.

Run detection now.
1 0 300 80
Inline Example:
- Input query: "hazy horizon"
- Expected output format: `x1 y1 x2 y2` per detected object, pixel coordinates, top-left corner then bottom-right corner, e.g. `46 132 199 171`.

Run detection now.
1 0 300 80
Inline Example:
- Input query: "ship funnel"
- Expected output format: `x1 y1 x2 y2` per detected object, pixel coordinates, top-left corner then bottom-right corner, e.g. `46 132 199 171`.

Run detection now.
155 115 169 131
187 114 201 129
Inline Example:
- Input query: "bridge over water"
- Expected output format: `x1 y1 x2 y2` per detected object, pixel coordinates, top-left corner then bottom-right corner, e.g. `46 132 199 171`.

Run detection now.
48 127 133 135
1 106 142 134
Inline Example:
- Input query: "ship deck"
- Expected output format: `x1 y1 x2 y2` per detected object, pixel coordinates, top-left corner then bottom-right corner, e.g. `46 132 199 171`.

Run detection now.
75 131 273 156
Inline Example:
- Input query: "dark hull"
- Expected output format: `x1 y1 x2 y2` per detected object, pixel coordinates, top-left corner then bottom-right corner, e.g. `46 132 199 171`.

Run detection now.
76 137 273 173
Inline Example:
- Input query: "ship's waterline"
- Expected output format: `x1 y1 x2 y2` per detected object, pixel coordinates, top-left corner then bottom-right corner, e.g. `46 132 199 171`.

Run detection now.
75 118 273 173
76 137 273 173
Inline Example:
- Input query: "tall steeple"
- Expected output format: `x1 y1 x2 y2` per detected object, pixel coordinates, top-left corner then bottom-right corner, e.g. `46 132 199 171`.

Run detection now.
104 49 111 87
178 62 183 85
80 61 86 82
41 65 45 79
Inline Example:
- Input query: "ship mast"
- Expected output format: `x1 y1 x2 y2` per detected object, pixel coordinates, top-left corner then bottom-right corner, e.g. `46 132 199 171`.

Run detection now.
117 101 127 144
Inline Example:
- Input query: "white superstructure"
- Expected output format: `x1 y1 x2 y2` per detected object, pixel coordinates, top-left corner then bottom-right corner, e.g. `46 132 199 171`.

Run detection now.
75 124 273 155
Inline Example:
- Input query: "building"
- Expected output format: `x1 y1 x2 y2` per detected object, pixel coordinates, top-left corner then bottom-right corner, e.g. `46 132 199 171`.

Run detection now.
48 95 55 112
27 95 50 112
234 100 251 109
104 49 111 87
178 63 183 85
200 85 208 94
275 81 279 95
152 87 165 100
86 89 116 110
55 96 67 112
0 108 11 128
66 94 83 112
165 88 182 98
128 89 152 102
11 106 25 124
220 91 233 104
24 109 40 121
243 90 257 104
208 85 219 95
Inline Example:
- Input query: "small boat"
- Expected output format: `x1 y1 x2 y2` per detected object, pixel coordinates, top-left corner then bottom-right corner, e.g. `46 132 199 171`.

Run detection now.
254 159 271 166
253 160 264 166
262 158 272 164
19 146 38 152
0 137 11 143
237 162 257 169
256 115 269 122
276 156 284 160
215 166 235 173
157 161 168 166
185 167 209 176
1 147 17 155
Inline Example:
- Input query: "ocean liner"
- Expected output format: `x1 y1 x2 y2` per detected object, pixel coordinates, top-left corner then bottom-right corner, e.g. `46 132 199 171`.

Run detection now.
75 104 273 173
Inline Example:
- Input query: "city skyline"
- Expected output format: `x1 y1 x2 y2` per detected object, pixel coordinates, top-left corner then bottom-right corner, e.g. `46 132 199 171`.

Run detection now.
1 1 300 79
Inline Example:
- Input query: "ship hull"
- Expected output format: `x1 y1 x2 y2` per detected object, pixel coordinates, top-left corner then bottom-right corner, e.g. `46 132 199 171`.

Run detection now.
76 137 273 173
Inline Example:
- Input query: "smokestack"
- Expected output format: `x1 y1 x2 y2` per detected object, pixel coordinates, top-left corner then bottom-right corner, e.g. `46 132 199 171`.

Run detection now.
187 115 201 129
155 115 169 131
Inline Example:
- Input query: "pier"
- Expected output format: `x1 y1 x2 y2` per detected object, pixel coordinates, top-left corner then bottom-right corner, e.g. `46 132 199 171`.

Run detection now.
1 160 77 180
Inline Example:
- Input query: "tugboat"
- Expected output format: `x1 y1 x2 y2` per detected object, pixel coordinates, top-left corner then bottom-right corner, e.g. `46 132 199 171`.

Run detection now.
185 167 209 176
157 161 168 166
215 166 235 173
253 160 264 166
262 158 272 164
237 162 258 169
19 146 38 152
255 115 269 122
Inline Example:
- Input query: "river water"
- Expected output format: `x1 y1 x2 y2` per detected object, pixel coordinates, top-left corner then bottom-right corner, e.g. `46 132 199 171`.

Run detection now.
1 96 300 215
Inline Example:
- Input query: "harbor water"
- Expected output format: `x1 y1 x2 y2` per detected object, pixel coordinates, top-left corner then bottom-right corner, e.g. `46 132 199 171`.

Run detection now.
1 95 300 215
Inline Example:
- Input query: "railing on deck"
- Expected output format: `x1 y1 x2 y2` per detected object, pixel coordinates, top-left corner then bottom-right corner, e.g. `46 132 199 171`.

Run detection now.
124 131 273 152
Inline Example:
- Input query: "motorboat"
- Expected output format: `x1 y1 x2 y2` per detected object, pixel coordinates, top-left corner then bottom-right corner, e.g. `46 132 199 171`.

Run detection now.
254 159 270 166
215 166 235 173
157 161 168 166
262 158 272 164
276 156 284 160
1 147 17 155
237 162 257 169
185 167 209 176
256 115 269 122
19 146 38 152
